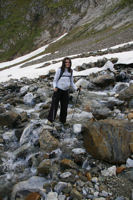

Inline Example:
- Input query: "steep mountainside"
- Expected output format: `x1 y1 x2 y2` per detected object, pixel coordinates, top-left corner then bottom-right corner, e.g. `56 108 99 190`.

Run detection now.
0 0 133 62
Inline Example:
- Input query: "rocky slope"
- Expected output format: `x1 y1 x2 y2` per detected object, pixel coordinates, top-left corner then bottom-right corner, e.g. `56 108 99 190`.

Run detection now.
0 0 133 62
0 58 133 199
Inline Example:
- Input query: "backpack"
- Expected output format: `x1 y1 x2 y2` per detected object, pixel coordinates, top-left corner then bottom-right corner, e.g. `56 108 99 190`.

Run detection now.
57 68 73 82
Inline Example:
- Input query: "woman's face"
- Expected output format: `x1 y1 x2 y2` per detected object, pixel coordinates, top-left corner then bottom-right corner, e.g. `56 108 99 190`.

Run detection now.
65 59 71 68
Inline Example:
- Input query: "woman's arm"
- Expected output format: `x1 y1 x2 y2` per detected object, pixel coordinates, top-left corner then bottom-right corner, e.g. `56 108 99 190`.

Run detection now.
53 68 61 89
70 71 78 91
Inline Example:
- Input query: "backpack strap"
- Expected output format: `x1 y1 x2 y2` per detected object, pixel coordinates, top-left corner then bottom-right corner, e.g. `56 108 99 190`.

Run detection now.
57 68 73 82
57 68 64 81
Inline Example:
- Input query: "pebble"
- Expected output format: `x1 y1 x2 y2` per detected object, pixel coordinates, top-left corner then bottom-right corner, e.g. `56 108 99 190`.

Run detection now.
72 148 86 155
126 158 133 168
73 124 82 134
60 172 72 179
94 191 99 197
100 190 108 197
46 192 58 200
92 177 98 183
101 166 116 176
58 194 66 200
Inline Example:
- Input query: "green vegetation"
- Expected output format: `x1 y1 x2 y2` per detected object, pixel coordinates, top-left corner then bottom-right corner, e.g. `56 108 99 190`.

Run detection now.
43 0 80 14
119 0 133 7
0 0 133 62
0 0 43 61
0 0 82 62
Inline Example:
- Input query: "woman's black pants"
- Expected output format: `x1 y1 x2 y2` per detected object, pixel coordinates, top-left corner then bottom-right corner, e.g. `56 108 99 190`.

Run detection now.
48 88 69 123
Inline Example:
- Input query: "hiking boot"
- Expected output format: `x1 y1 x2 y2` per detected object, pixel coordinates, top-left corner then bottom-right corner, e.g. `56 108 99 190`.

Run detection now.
46 120 53 126
62 122 69 127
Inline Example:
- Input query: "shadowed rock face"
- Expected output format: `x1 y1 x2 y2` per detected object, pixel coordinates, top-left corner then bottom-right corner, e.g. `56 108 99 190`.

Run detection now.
2 0 133 62
83 119 133 164
118 83 133 101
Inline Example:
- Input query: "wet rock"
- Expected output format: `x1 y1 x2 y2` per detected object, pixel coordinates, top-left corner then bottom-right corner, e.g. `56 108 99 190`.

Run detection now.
11 176 47 200
60 159 78 169
129 143 133 153
0 106 6 113
46 192 58 200
20 111 28 122
14 143 31 158
92 177 98 183
73 124 82 134
0 111 21 127
67 111 93 122
70 188 83 200
72 148 86 155
126 158 133 168
23 93 35 106
83 119 133 164
5 82 20 92
91 74 115 87
116 71 130 82
58 194 66 200
75 78 90 89
54 182 70 194
118 83 133 101
92 107 112 120
116 165 126 174
101 166 116 176
115 197 127 200
39 129 59 153
113 82 129 93
19 123 34 145
125 170 133 182
20 85 29 95
60 172 72 179
39 108 49 119
127 111 133 120
25 192 41 200
85 172 92 181
37 159 51 175
59 171 75 182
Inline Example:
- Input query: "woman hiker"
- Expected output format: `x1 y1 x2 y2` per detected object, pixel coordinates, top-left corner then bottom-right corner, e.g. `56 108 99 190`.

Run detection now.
47 57 81 125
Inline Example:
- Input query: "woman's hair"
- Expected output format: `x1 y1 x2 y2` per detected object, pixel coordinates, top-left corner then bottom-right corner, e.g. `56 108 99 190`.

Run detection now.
61 57 72 73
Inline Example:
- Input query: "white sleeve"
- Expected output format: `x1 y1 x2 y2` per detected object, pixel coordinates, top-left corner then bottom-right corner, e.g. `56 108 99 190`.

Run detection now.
70 72 77 91
53 68 61 88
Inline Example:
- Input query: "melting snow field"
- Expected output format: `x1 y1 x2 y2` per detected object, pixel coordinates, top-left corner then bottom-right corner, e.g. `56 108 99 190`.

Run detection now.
0 33 133 83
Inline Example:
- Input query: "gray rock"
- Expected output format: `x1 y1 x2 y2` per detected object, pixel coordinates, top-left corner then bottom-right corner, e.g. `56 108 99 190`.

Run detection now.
75 78 90 89
113 82 129 93
11 176 48 200
20 85 29 95
73 124 82 134
37 159 51 175
46 192 58 200
92 74 115 87
39 129 59 153
0 111 21 127
54 182 68 193
126 158 133 168
83 119 133 164
23 93 35 106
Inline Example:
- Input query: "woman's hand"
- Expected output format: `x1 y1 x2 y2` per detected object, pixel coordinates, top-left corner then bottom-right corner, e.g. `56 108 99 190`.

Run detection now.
77 85 82 92
54 87 58 92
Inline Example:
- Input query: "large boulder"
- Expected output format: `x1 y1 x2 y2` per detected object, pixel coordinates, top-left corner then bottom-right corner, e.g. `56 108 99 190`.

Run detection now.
11 176 47 200
39 129 59 153
118 83 133 101
91 74 115 87
75 78 90 89
0 111 21 127
37 159 51 175
82 119 133 164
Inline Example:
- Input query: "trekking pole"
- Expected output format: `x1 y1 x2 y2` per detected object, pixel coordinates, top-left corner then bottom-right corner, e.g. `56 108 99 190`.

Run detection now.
71 85 81 121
